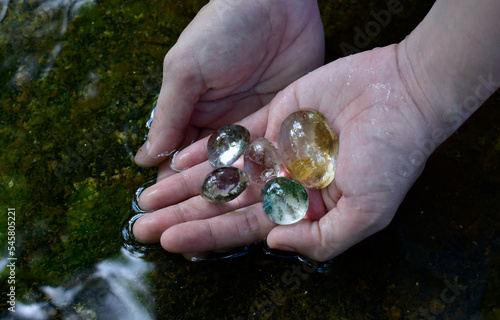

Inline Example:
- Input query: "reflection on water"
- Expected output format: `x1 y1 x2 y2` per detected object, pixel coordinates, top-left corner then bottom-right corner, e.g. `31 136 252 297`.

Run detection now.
123 179 260 261
34 0 95 35
0 0 9 22
8 248 154 320
5 0 95 89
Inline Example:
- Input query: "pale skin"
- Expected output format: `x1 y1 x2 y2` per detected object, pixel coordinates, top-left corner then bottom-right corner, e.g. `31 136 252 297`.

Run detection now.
134 0 325 167
133 0 500 262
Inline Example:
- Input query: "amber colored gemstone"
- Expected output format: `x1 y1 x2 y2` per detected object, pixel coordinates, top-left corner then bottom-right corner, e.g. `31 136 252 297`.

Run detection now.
261 177 309 225
244 137 281 184
207 124 250 168
278 109 339 189
201 167 249 203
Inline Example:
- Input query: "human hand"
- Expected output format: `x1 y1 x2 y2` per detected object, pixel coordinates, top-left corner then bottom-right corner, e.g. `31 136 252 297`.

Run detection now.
134 0 324 168
133 44 437 262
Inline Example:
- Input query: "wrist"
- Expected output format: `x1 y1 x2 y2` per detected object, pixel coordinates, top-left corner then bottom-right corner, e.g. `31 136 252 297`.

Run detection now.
396 0 500 140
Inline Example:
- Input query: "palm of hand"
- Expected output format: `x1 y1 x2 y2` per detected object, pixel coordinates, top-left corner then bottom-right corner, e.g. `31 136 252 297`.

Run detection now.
135 0 324 167
134 45 431 262
177 1 325 128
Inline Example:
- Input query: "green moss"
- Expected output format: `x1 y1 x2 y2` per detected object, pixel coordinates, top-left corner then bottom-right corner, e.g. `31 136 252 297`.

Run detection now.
0 0 195 296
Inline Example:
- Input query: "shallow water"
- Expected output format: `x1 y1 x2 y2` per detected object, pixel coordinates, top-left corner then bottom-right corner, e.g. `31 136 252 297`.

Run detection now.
1 0 499 319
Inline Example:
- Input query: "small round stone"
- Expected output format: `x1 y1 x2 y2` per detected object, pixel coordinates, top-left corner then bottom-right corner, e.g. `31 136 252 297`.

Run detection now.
278 108 339 189
261 177 309 225
244 137 281 184
201 167 249 203
207 124 250 168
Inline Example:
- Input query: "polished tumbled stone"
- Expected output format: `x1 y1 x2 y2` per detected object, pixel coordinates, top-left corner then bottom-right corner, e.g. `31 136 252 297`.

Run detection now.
261 177 309 225
244 137 281 184
207 124 250 168
278 109 339 189
201 167 249 203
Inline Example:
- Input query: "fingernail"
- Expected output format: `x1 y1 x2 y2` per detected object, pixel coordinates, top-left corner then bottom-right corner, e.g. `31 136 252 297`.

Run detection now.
135 140 150 160
170 151 181 172
137 188 154 212
135 139 177 166
170 150 188 172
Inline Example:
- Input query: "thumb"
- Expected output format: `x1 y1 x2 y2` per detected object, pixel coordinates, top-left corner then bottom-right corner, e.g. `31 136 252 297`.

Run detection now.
266 200 391 262
266 218 338 263
134 60 205 167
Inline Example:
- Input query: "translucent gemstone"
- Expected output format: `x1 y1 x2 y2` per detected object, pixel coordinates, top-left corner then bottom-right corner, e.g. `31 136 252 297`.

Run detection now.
261 177 309 225
201 167 249 203
207 124 250 168
243 137 281 184
278 109 339 189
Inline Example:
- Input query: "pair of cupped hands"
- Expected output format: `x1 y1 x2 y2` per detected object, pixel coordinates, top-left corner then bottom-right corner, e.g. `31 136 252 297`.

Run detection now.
133 0 430 262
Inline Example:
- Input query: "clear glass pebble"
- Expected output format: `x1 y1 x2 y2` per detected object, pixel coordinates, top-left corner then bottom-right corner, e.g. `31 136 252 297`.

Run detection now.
244 137 281 184
261 177 309 225
201 167 250 203
278 108 339 189
207 124 250 168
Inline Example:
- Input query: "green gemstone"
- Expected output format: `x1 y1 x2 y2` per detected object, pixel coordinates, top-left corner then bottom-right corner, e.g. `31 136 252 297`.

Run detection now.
201 167 249 203
261 177 309 225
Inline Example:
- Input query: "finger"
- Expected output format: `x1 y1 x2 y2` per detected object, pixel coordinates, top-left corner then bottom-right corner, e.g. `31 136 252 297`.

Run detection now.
132 183 261 243
170 137 209 173
266 196 395 262
141 104 270 212
138 160 213 211
156 160 175 182
134 53 206 168
159 203 276 253
156 125 201 181
170 105 270 172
